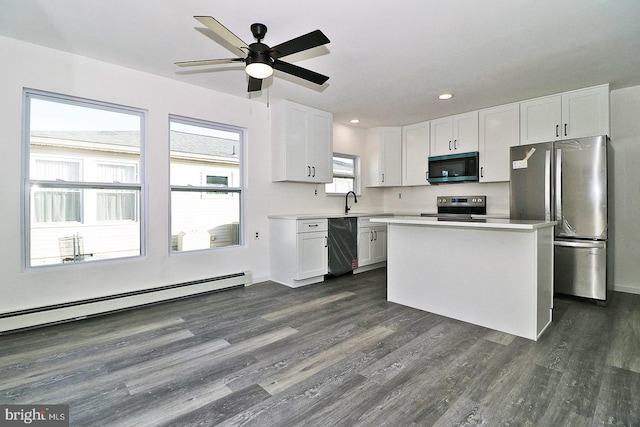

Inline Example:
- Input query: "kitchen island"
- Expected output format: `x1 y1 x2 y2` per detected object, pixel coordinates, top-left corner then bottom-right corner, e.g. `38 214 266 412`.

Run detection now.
370 216 556 341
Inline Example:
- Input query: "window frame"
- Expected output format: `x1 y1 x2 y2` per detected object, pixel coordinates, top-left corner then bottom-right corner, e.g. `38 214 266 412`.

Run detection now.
325 152 359 196
22 89 147 268
168 115 245 252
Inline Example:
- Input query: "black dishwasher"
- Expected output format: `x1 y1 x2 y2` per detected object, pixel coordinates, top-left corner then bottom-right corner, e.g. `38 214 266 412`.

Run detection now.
328 217 358 276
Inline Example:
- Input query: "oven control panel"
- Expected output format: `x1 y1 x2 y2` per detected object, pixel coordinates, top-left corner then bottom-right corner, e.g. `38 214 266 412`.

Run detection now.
437 195 486 208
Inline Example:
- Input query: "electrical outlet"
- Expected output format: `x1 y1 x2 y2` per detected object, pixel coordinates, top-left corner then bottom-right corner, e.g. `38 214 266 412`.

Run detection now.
254 231 259 240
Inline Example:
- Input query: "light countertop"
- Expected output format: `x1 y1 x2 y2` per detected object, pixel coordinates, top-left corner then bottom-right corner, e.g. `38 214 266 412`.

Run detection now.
268 212 394 220
370 216 557 230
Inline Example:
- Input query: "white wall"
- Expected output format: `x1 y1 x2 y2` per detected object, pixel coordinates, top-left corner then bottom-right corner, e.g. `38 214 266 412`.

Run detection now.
610 86 640 294
382 182 510 216
0 36 274 314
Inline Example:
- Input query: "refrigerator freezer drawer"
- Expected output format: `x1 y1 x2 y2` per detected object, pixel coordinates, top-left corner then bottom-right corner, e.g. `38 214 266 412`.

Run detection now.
554 240 606 300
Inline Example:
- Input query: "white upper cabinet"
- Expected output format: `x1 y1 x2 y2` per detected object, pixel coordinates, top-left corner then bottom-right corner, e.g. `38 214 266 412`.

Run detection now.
430 111 479 156
365 127 402 187
402 121 430 186
479 103 520 183
520 84 609 144
272 100 333 183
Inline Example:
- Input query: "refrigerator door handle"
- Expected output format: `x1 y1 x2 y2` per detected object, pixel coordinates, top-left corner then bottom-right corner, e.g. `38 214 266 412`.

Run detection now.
555 148 562 222
554 240 606 249
544 150 551 221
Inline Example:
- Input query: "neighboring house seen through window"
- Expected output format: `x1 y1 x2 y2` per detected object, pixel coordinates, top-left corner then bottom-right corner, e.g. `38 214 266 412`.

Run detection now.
169 116 243 252
325 153 358 194
24 90 144 267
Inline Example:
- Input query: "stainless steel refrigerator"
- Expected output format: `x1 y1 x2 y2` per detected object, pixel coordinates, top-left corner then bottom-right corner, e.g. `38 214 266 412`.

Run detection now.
510 135 610 301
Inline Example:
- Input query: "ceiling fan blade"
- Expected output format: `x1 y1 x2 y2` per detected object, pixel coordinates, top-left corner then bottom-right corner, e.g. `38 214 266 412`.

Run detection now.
272 59 329 85
248 76 263 92
268 30 330 59
175 58 244 67
194 16 250 55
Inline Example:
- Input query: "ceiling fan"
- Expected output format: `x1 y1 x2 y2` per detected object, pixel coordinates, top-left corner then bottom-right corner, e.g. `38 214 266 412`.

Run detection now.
175 16 330 92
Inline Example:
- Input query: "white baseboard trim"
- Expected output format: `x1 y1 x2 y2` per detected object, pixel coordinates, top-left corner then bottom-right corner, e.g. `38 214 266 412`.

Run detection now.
353 262 386 274
613 284 640 295
0 271 252 334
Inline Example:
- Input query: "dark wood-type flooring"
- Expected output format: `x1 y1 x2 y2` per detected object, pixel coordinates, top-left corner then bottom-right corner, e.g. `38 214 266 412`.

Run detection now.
1 268 639 426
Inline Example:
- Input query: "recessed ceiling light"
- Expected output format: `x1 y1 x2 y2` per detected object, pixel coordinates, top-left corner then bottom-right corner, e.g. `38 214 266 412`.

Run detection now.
439 93 453 100
350 119 360 124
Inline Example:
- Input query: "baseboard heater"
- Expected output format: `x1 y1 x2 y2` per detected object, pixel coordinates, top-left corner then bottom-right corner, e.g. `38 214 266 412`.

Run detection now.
0 271 252 334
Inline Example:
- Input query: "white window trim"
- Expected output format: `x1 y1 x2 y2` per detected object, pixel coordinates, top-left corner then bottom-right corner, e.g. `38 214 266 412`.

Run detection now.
22 89 147 268
325 152 360 196
169 114 245 252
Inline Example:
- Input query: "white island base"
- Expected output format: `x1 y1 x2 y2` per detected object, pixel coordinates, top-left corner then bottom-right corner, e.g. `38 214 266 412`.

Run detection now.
371 217 556 341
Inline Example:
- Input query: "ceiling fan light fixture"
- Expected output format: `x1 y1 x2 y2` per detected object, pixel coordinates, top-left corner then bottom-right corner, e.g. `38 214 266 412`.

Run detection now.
246 62 273 78
245 53 273 79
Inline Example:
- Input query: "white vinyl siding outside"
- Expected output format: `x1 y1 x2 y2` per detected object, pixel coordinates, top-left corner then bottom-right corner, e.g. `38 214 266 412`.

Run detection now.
169 116 243 252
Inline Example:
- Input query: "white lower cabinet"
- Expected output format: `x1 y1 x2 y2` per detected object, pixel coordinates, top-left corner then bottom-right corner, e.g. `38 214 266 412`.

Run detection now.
296 230 328 280
356 217 387 272
270 218 328 287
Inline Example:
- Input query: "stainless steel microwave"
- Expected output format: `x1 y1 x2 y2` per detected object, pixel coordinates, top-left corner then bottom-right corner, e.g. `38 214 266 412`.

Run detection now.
428 151 479 184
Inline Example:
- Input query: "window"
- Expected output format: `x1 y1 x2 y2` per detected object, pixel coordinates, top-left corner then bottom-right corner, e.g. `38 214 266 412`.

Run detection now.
32 158 82 223
169 116 243 252
24 90 144 267
96 163 138 221
206 175 229 187
325 153 358 194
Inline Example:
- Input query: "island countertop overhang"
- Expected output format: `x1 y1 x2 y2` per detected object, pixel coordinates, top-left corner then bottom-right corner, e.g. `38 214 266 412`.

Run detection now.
370 216 557 231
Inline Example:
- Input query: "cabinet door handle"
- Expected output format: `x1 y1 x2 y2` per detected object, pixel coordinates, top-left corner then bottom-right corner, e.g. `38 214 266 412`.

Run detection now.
312 166 316 177
449 140 452 150
454 139 457 149
308 224 319 227
556 125 559 138
370 231 374 241
325 236 328 247
381 173 385 183
564 123 568 136
374 230 378 241
307 166 311 177
480 166 484 178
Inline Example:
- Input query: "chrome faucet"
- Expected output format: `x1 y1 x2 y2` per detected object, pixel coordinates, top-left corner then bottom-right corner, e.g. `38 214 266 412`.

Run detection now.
345 191 358 214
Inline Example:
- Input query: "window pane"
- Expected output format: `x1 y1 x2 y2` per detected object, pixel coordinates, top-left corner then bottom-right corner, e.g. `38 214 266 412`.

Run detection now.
171 191 240 251
97 190 137 221
32 159 80 181
169 116 243 252
170 121 240 187
206 175 229 187
333 156 355 176
30 98 141 183
96 163 137 183
30 188 141 266
33 189 82 223
26 91 144 267
326 154 357 194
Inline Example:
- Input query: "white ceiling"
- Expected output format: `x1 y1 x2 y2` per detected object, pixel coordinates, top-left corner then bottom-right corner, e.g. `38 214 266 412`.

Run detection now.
2 0 640 128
